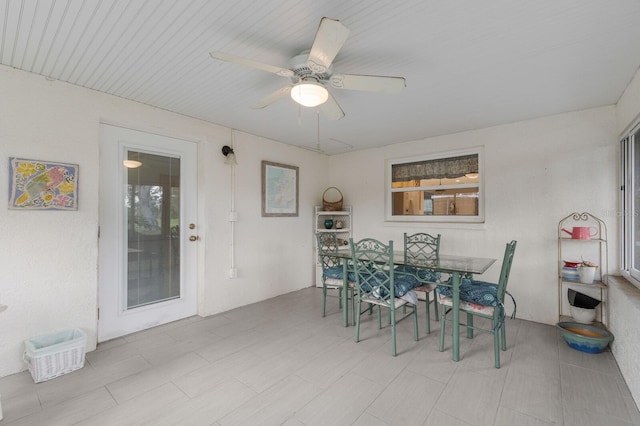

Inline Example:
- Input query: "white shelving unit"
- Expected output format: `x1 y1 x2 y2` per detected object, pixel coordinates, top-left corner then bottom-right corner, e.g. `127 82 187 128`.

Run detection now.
557 212 608 327
314 206 352 287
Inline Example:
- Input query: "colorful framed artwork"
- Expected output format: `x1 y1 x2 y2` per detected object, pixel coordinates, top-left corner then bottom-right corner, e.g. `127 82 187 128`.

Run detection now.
261 160 299 217
8 157 79 210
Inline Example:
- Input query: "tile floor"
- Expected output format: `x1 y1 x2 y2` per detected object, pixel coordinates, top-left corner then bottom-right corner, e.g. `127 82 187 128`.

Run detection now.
0 287 638 425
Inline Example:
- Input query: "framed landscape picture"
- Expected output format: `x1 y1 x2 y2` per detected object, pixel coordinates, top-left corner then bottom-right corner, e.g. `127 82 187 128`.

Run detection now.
261 160 298 217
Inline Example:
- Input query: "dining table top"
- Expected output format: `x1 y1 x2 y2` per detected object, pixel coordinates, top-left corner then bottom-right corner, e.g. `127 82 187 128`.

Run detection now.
332 248 496 275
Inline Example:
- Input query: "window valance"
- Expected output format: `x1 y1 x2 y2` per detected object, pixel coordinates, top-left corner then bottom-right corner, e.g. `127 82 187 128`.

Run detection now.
391 154 478 182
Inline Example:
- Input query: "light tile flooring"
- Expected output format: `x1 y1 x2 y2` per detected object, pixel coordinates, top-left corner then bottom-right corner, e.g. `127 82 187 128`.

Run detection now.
1 287 639 425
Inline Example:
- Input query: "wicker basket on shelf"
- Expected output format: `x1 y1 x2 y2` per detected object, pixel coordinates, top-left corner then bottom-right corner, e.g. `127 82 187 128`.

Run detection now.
322 187 343 211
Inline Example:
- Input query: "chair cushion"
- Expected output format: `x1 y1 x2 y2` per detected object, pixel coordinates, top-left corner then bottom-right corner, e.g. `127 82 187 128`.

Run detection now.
436 278 501 307
437 293 495 316
394 275 422 297
323 265 344 279
362 294 408 309
355 271 417 298
413 284 437 293
394 265 440 283
324 278 356 288
323 265 356 281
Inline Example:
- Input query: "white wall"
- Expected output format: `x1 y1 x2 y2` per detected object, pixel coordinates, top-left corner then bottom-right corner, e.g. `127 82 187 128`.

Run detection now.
328 106 618 325
0 66 329 376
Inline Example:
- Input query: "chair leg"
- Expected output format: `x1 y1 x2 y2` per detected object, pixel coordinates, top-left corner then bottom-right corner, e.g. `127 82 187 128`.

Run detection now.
413 305 419 341
439 308 446 351
501 319 507 351
355 299 361 343
493 316 501 368
424 296 431 334
433 293 439 321
466 312 474 338
377 305 382 329
390 307 397 356
322 284 327 317
351 289 356 325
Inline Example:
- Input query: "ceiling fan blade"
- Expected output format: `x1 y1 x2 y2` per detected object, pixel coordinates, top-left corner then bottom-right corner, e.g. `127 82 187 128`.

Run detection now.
318 91 345 120
307 18 350 74
330 74 406 93
210 51 294 78
250 85 293 109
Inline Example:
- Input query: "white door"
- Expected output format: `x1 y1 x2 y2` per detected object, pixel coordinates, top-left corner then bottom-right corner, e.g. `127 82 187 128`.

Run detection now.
98 124 198 342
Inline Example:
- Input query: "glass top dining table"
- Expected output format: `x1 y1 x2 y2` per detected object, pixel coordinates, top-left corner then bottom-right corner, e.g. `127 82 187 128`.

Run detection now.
332 249 496 362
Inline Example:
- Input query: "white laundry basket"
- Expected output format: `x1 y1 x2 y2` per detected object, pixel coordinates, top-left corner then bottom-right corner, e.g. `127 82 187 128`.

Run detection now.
23 328 86 383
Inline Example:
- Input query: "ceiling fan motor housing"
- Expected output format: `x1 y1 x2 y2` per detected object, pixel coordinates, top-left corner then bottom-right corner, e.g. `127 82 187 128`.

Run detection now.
289 51 332 83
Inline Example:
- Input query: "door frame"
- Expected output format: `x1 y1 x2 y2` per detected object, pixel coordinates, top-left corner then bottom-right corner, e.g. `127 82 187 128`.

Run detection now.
98 123 199 342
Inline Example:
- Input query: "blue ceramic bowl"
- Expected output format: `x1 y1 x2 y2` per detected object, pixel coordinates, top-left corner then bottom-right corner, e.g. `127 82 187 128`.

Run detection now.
556 322 614 354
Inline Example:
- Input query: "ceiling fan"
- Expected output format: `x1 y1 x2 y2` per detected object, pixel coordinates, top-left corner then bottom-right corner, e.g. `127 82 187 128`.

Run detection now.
209 17 406 120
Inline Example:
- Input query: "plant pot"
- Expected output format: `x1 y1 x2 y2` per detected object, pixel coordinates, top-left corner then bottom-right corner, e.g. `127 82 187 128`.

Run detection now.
556 322 614 354
569 305 597 324
578 265 597 284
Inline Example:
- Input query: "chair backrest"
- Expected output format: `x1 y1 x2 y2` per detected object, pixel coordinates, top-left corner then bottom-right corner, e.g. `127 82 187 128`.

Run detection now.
316 232 341 270
496 240 517 301
350 238 395 303
404 232 441 264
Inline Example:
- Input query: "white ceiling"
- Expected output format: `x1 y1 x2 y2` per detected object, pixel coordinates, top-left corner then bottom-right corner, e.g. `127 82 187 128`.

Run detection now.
2 0 640 154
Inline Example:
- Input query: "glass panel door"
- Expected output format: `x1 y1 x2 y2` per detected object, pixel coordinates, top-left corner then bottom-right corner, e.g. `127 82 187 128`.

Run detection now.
126 151 180 309
98 123 197 342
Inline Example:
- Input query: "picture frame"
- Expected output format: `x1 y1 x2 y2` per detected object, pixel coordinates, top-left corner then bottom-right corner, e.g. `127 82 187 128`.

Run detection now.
8 157 79 210
261 160 299 217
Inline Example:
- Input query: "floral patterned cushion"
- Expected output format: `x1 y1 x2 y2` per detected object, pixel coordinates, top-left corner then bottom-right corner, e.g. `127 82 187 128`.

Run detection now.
362 294 409 308
324 278 355 287
413 283 437 293
436 293 495 316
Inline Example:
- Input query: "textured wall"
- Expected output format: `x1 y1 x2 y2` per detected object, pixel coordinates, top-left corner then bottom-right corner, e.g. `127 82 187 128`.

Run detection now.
328 106 618 325
0 65 329 377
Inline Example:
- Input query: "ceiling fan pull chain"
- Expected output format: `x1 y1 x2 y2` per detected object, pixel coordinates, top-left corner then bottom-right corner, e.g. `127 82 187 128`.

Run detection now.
317 111 321 152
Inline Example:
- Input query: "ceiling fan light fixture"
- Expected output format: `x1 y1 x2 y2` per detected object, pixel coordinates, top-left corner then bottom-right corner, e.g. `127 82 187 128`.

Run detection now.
290 81 328 107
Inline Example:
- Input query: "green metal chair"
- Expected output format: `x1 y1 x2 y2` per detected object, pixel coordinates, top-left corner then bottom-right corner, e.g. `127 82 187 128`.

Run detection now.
401 232 441 334
350 238 419 356
316 233 355 320
437 240 517 368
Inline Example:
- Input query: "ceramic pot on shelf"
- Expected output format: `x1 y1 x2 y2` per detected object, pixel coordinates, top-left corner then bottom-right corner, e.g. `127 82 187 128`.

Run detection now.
324 219 334 229
578 265 597 284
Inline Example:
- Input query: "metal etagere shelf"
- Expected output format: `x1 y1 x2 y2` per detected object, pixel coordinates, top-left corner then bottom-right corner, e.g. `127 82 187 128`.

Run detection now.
314 206 352 287
557 212 608 328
